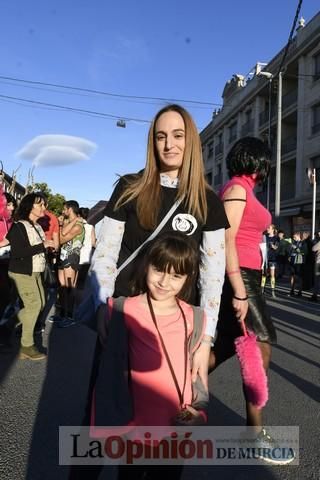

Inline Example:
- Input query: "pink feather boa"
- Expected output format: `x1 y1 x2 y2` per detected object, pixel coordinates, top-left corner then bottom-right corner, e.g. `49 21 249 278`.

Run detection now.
235 330 269 409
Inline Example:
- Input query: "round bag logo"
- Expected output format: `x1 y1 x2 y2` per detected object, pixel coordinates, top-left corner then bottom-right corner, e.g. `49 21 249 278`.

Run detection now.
172 214 197 235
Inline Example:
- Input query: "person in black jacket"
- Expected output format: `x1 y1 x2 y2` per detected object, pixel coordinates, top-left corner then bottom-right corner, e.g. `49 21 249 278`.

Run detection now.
0 193 54 359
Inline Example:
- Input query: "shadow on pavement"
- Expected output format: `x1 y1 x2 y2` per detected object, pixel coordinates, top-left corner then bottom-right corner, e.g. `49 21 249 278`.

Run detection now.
270 361 320 403
26 324 97 480
273 344 320 369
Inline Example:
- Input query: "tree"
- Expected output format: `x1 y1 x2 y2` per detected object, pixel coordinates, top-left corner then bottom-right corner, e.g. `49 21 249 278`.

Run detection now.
34 182 66 216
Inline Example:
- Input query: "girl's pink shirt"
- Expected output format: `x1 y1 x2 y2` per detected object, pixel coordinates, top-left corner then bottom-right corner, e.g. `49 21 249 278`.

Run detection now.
123 295 193 426
220 175 272 270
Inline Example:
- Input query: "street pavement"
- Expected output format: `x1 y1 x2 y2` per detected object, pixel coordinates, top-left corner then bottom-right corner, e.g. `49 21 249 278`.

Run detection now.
0 282 319 480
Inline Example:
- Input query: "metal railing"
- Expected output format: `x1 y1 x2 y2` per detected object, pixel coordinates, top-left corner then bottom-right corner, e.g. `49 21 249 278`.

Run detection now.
281 135 297 155
282 89 298 110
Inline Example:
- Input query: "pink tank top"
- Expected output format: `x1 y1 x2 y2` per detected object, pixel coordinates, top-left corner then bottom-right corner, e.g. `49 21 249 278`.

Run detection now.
220 175 271 270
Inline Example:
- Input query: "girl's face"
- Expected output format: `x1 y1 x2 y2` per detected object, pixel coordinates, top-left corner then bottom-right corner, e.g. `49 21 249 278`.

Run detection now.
146 264 187 302
154 111 185 179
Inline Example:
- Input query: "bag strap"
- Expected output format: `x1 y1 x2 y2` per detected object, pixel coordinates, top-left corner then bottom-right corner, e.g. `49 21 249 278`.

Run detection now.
147 293 188 408
30 222 48 260
117 198 182 275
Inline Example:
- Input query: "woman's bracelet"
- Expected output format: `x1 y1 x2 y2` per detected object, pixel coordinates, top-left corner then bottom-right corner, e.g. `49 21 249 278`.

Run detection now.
233 294 249 301
226 269 240 276
201 338 214 347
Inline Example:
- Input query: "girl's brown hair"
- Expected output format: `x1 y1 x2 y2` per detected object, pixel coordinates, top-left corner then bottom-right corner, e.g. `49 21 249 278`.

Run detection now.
115 104 209 230
131 231 200 302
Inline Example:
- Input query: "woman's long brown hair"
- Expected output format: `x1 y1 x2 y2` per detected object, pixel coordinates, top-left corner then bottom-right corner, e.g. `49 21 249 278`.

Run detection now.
115 104 209 230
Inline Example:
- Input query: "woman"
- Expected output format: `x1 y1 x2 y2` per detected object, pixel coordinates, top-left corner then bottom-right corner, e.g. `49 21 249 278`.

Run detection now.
288 232 307 296
90 103 229 385
57 200 85 326
209 137 291 465
261 224 279 297
0 193 54 360
0 189 17 351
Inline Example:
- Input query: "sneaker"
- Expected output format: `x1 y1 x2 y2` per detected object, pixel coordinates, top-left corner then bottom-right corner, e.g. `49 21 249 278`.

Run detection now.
34 326 45 334
271 290 276 298
253 428 296 465
57 317 76 328
309 294 318 302
19 345 46 361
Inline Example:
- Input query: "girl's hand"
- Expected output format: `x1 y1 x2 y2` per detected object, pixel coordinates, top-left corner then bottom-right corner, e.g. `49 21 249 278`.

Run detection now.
173 406 206 426
191 341 210 391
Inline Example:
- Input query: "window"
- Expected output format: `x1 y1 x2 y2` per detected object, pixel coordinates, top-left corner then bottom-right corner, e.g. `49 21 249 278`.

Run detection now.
309 155 320 183
207 142 213 158
214 164 222 186
229 122 237 143
313 52 320 81
311 103 320 135
206 172 213 185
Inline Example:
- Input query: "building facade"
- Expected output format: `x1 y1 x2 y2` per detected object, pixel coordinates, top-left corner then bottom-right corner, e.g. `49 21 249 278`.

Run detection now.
200 11 320 235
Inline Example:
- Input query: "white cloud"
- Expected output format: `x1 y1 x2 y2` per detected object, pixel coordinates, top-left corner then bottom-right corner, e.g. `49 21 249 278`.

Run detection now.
17 134 97 167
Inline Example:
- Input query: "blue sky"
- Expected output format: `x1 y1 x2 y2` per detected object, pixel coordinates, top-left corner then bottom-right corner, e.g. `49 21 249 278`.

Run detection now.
1 1 319 209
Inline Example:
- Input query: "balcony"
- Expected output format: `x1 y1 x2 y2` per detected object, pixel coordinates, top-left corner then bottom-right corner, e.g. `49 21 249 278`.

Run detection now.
282 89 298 111
241 119 254 136
259 107 276 127
281 182 296 201
215 143 223 155
282 135 297 155
269 182 295 202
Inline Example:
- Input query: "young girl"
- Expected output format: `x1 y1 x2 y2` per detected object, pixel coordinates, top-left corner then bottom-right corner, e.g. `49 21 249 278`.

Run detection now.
75 232 208 480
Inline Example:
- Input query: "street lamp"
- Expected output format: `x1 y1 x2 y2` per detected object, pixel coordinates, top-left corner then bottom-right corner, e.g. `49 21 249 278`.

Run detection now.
257 70 282 217
307 167 317 238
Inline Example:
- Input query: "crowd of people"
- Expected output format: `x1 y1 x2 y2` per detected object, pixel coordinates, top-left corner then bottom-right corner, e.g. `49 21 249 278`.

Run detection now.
261 225 320 300
0 191 96 357
2 103 319 476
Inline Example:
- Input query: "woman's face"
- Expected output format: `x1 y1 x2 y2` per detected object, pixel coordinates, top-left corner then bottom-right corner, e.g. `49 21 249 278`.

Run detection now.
30 199 46 221
154 111 185 179
6 202 15 218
